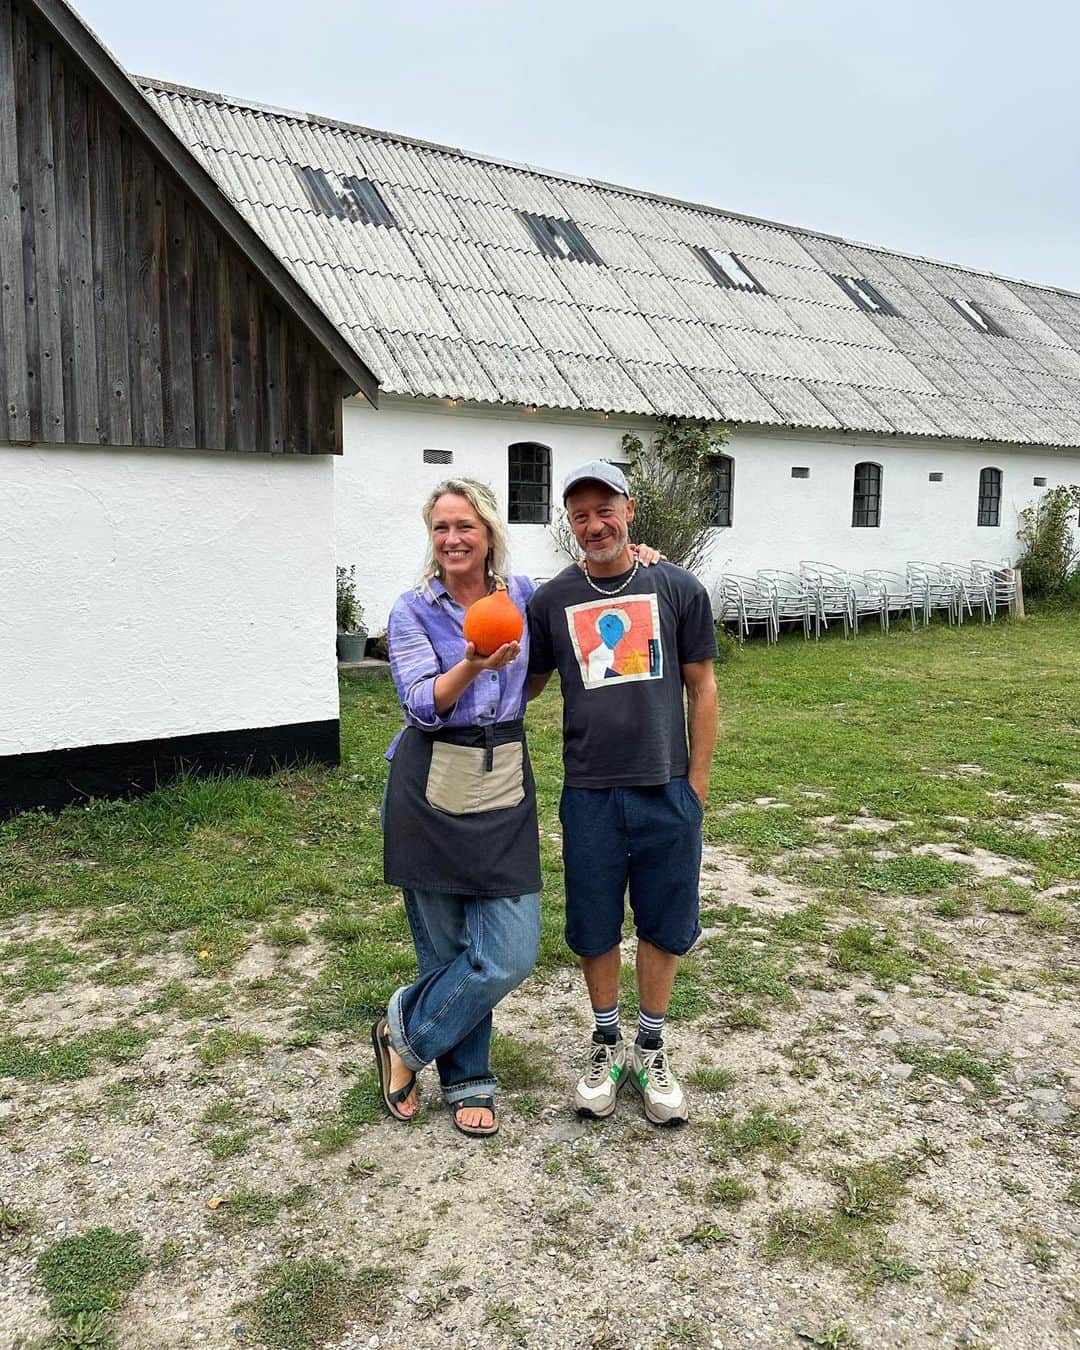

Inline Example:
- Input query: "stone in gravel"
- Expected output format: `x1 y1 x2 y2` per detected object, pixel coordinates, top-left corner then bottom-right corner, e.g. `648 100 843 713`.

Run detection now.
887 1063 915 1081
875 1027 900 1045
1027 1088 1060 1103
956 1076 976 1094
1031 1101 1073 1125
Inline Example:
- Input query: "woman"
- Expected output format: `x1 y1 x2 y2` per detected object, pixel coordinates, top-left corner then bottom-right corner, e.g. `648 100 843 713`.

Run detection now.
373 478 541 1137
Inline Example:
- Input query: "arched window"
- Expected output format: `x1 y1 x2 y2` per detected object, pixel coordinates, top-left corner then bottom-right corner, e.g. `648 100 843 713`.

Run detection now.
709 454 734 527
508 442 551 524
852 462 882 528
978 467 1002 527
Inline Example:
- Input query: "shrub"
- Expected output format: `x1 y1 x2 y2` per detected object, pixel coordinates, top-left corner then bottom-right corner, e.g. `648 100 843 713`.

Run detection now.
1015 485 1080 600
335 565 365 633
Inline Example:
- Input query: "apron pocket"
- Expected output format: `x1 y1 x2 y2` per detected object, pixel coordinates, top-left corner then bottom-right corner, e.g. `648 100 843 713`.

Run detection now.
426 741 525 815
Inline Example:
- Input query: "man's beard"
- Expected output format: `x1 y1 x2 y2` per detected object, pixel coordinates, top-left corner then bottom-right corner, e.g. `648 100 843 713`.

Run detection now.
584 526 629 565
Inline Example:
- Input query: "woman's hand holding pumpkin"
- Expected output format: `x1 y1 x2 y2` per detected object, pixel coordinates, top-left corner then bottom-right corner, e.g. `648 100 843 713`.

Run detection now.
463 640 520 672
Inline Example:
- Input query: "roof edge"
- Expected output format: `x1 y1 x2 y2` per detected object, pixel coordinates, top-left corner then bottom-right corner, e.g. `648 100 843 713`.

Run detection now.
24 1 379 405
135 75 1080 306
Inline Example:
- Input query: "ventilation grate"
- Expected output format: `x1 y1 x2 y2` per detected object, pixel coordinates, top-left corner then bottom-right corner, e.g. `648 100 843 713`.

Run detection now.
423 449 453 464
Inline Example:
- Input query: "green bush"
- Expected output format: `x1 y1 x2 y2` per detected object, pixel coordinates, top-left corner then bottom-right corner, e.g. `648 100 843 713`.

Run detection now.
1016 486 1080 600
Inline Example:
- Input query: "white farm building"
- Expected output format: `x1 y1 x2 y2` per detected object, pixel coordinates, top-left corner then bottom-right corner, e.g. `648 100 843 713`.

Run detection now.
139 77 1080 631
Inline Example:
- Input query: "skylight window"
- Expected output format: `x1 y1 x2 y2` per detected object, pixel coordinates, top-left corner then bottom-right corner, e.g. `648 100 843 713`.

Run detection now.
518 213 603 265
834 275 899 317
947 296 1007 337
694 246 765 293
294 165 397 228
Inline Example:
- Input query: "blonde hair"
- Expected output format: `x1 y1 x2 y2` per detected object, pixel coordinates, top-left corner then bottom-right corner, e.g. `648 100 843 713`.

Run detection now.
418 478 510 591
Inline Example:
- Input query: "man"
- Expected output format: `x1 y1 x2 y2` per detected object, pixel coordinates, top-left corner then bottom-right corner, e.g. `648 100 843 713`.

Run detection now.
527 461 718 1126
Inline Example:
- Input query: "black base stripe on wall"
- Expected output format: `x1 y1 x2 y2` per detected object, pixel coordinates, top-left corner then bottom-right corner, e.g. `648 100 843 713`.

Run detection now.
0 720 340 818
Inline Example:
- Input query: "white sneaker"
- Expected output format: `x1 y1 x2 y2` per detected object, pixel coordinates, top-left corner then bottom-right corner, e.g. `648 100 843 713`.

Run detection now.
630 1040 688 1127
574 1034 628 1119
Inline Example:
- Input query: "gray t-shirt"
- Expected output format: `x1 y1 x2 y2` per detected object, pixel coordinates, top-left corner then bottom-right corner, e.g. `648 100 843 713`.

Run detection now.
527 560 718 788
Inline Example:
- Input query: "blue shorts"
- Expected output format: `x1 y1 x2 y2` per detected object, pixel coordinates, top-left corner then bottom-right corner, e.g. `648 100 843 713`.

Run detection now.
559 777 704 958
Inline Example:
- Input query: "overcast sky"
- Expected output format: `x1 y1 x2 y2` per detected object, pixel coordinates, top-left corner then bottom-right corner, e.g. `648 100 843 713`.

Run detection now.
78 0 1080 293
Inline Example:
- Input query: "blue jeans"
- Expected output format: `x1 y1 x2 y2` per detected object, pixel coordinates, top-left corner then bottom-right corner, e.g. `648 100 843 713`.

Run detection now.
387 889 541 1106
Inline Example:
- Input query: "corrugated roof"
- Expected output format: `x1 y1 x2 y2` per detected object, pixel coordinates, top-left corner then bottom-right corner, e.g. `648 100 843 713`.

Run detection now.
139 76 1080 446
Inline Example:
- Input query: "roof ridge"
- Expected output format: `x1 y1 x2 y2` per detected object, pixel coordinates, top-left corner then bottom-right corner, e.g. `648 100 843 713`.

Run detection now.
137 75 1080 304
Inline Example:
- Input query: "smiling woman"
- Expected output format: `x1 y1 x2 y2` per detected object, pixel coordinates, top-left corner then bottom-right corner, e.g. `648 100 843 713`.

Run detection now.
372 478 542 1139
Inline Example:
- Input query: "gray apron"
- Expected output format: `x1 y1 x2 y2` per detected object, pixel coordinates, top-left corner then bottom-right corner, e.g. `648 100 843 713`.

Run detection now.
383 720 541 898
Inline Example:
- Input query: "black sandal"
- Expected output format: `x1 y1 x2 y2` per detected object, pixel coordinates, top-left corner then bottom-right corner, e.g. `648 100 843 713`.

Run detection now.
370 1017 418 1122
451 1094 499 1138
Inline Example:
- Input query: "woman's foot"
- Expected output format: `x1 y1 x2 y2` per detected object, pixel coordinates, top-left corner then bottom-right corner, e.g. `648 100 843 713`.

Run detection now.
387 1042 418 1118
451 1095 499 1137
371 1017 419 1122
455 1101 494 1131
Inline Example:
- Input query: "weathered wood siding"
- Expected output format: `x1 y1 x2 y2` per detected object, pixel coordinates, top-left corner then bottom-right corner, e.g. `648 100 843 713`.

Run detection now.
0 0 346 452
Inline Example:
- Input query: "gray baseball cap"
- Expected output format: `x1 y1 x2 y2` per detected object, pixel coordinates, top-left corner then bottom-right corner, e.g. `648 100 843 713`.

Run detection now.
562 459 630 502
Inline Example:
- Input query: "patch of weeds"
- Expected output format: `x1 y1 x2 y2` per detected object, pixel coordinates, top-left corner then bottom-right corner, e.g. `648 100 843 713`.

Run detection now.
37 1228 148 1332
90 959 154 988
709 1106 800 1166
680 1222 732 1247
209 1184 312 1234
266 921 310 951
795 1326 858 1349
185 923 249 975
247 1258 396 1348
0 940 85 1001
700 936 793 1001
724 1004 766 1030
484 1301 526 1345
1029 901 1073 933
781 1044 819 1079
156 1240 181 1272
345 1158 377 1183
197 1028 264 1068
771 904 829 942
764 1149 927 1288
934 896 970 919
146 979 228 1020
827 925 919 987
490 1030 555 1090
664 1317 705 1346
1066 1177 1080 1207
401 1228 430 1254
686 1064 735 1093
1024 1231 1058 1271
201 1099 246 1127
207 1131 251 1161
0 1025 151 1082
937 1264 975 1296
789 850 968 896
710 807 817 855
705 1176 753 1210
0 1199 31 1239
702 903 755 927
308 1066 381 1156
895 1044 1004 1093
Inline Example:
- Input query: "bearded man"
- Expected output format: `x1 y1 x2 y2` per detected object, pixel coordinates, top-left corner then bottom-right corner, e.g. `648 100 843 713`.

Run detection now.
527 461 718 1126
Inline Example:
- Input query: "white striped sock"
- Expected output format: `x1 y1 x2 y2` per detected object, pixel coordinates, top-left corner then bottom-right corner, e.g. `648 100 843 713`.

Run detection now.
593 1004 621 1042
637 1008 665 1045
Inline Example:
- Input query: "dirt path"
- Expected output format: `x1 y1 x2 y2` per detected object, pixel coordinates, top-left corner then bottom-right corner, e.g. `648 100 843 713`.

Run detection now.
1 845 1077 1350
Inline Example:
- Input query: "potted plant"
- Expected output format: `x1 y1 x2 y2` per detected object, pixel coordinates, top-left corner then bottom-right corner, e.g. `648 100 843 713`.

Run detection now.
336 565 367 661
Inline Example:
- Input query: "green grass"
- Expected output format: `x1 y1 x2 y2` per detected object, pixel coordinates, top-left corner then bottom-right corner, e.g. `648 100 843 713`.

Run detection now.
0 1025 151 1082
708 1106 800 1165
247 1257 396 1349
208 1184 312 1234
37 1227 148 1324
895 1044 1005 1092
197 1028 264 1068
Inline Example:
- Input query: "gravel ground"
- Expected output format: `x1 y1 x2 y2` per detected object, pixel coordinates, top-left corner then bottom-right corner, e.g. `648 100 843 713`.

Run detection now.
1 845 1077 1350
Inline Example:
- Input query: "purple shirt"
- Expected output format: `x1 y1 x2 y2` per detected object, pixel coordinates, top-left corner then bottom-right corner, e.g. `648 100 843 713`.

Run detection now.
385 574 536 758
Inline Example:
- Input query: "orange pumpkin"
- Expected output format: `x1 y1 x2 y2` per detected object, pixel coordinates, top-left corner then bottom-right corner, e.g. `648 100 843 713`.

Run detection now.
463 586 524 656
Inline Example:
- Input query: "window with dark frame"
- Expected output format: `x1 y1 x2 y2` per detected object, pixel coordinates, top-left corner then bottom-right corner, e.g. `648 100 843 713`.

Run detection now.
947 296 1008 338
293 164 397 227
709 455 734 527
978 467 1002 527
508 442 552 524
518 212 603 265
693 246 766 293
834 275 899 317
852 462 882 528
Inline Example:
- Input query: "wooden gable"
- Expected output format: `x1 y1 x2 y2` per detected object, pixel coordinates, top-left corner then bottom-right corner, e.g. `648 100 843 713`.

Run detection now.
0 0 375 453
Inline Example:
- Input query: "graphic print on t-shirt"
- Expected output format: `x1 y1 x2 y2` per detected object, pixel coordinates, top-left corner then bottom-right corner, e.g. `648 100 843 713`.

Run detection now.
564 593 664 691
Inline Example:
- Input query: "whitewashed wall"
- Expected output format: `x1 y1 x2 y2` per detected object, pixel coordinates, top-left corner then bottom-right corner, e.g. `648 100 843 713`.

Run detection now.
336 396 1080 628
0 446 337 757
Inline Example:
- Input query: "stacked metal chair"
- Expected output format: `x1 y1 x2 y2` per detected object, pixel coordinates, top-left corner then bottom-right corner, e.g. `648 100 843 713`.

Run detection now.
799 561 855 638
717 574 778 645
757 570 814 640
862 569 923 632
